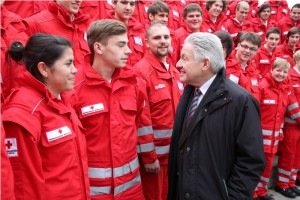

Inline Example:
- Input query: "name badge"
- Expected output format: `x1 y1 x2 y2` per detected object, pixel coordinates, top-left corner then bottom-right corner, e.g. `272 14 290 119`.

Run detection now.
251 79 258 86
46 126 72 142
172 10 179 17
155 84 166 89
264 99 276 104
81 103 104 115
260 59 269 64
134 36 143 46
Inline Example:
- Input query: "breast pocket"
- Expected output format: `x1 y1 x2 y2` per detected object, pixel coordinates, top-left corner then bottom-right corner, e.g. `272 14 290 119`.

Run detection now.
119 99 137 126
150 88 172 104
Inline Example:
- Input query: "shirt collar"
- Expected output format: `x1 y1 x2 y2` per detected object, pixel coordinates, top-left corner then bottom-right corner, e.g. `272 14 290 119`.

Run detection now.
198 74 217 96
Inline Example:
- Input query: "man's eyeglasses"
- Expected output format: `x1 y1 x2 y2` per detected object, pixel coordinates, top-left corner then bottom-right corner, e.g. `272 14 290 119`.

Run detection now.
239 43 258 52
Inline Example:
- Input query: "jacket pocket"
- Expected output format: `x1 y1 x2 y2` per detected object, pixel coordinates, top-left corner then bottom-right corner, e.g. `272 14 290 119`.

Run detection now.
150 87 172 104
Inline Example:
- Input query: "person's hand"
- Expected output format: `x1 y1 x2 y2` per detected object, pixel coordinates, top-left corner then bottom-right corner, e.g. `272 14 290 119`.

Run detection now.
144 159 160 173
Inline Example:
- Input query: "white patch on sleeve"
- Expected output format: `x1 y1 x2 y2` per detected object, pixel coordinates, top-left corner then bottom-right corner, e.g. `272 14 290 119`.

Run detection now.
5 138 18 157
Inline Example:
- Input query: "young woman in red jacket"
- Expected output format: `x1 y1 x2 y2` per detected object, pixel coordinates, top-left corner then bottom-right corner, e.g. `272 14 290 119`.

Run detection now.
2 33 90 200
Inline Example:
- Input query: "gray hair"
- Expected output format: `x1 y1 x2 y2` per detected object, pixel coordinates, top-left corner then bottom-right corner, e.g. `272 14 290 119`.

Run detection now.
185 32 225 73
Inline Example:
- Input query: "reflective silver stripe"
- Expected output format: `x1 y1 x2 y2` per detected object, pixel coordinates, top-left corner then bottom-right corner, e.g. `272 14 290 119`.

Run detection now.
285 117 296 123
290 175 297 180
89 167 112 178
114 173 141 196
263 139 271 145
292 112 300 119
138 126 153 137
155 145 170 155
153 129 172 138
261 176 269 183
89 157 139 179
281 123 284 128
279 176 289 183
288 103 299 111
278 168 291 176
292 169 298 173
90 186 111 196
257 182 268 189
262 129 272 136
138 143 155 153
274 131 280 137
114 157 139 178
274 140 279 146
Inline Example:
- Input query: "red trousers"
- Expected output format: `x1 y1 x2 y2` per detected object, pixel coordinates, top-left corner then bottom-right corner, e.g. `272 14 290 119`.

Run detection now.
276 125 300 188
140 162 168 200
255 152 276 197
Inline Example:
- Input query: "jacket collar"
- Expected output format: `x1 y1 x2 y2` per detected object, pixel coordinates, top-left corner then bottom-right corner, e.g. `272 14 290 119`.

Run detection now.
144 51 176 79
179 68 230 147
18 71 72 114
48 2 89 25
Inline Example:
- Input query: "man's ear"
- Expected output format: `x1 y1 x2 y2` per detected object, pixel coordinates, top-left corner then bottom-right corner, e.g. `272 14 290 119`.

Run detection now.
202 58 211 71
148 13 154 22
37 62 48 78
94 42 103 55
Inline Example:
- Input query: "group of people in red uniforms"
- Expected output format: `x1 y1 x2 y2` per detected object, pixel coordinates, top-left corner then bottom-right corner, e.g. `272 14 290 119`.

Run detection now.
1 0 300 200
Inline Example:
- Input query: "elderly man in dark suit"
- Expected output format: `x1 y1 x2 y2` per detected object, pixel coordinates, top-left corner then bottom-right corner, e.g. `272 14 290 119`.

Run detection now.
168 32 266 200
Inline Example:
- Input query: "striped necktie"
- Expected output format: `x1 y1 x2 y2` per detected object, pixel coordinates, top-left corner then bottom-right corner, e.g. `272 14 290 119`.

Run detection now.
187 89 201 122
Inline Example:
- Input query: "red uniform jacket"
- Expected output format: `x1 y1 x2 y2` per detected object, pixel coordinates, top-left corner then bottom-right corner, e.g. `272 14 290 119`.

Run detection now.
284 67 300 127
226 53 260 100
263 0 290 21
74 63 154 199
134 52 183 165
223 17 253 41
107 11 146 66
132 1 154 29
165 1 182 31
258 73 300 153
273 42 300 67
80 1 113 20
253 44 275 77
1 124 15 200
200 9 227 33
3 0 49 18
2 71 90 200
251 17 277 42
1 6 28 98
23 2 91 68
277 16 300 44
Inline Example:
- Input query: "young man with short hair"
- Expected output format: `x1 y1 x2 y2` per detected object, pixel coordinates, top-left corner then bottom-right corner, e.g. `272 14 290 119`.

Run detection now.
147 1 169 26
173 3 202 65
74 19 156 199
134 23 183 200
274 27 300 67
254 27 281 77
223 1 253 41
277 3 300 44
107 0 146 66
226 32 261 100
